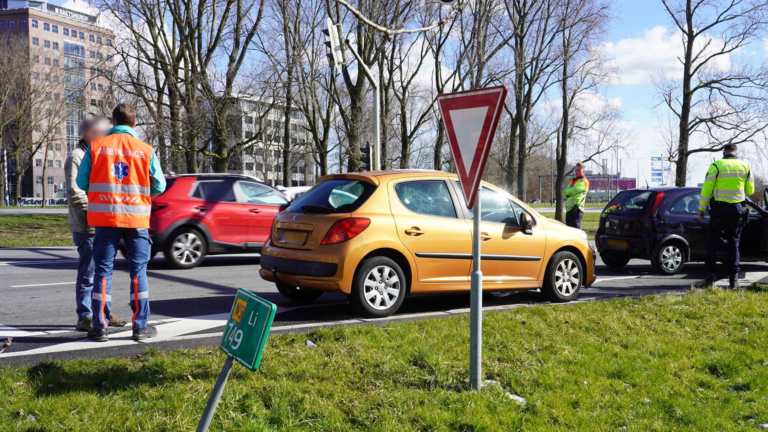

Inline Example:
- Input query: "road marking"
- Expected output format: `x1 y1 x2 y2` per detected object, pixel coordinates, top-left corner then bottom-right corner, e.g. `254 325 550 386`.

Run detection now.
0 259 79 266
592 275 640 284
10 282 76 288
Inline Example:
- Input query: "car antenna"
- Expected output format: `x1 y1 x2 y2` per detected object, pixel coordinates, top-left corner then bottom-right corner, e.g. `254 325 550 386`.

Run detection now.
640 169 649 189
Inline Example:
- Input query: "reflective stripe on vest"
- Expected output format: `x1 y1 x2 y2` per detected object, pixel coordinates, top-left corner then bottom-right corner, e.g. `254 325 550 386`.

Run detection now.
86 134 153 228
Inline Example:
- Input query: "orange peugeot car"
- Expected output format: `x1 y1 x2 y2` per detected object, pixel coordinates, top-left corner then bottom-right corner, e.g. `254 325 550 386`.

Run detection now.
259 171 596 317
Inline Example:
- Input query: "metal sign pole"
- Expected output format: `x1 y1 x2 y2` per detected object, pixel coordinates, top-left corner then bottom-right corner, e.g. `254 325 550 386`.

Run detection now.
196 356 234 432
469 188 482 390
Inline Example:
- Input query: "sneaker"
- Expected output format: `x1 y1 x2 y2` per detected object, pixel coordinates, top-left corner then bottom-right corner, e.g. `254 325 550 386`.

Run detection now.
729 274 740 289
88 328 108 342
132 325 157 341
76 317 93 332
109 314 127 327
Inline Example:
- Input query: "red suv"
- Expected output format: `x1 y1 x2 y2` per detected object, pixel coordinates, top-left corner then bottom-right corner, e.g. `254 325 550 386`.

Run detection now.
150 174 289 269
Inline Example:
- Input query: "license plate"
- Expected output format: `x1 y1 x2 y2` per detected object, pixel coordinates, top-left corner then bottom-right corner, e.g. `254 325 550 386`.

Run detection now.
607 239 628 250
278 230 308 246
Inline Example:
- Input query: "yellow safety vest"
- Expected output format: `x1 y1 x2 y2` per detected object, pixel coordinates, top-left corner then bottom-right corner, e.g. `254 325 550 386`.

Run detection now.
698 156 754 212
564 177 589 212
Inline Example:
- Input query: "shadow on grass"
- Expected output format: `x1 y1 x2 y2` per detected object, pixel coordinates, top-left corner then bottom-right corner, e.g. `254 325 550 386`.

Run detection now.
26 353 219 397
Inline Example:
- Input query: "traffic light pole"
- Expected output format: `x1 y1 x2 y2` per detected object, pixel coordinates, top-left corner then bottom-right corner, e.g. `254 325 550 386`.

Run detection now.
344 41 380 171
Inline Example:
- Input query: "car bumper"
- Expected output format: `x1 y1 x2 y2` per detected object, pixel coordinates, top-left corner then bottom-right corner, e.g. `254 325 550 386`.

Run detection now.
258 239 361 293
595 233 653 260
585 245 597 287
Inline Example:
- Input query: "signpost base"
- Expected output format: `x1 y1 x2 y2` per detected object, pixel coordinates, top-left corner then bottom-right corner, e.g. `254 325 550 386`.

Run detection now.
197 356 234 432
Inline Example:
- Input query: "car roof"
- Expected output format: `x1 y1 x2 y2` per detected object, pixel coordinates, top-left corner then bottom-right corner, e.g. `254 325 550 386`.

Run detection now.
619 186 700 193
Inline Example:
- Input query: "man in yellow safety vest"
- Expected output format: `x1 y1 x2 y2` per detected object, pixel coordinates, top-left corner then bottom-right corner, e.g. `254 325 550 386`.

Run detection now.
564 162 589 228
699 143 754 288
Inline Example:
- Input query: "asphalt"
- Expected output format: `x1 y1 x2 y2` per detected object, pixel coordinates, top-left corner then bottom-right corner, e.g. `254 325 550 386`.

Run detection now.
1 246 767 367
0 208 68 215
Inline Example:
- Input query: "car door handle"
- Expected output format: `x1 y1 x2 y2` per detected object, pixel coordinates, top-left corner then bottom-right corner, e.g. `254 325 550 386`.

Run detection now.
480 232 492 241
405 227 424 236
194 206 207 212
249 208 262 214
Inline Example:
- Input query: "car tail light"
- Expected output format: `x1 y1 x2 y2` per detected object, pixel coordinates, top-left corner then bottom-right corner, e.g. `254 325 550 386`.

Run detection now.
270 217 279 241
644 191 664 218
151 202 168 212
321 218 371 245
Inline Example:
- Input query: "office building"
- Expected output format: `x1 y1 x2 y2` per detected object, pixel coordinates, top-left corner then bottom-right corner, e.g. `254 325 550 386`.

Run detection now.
0 0 114 199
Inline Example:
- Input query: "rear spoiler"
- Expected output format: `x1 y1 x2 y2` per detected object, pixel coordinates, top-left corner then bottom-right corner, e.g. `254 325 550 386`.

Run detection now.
316 173 380 186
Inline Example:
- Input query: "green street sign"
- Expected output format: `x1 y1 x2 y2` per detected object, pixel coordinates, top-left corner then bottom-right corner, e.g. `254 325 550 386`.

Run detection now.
219 288 276 371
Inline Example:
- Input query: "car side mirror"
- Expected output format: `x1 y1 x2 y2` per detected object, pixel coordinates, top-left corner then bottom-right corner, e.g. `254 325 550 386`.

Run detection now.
519 213 533 235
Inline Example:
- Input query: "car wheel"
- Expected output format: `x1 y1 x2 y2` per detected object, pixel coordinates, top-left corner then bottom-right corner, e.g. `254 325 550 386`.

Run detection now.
542 251 583 303
275 280 323 303
601 254 630 269
651 242 685 275
164 228 206 269
349 256 407 318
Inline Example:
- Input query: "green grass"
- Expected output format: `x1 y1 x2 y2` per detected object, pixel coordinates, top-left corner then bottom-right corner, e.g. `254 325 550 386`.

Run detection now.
0 214 71 247
538 211 600 240
3 289 768 431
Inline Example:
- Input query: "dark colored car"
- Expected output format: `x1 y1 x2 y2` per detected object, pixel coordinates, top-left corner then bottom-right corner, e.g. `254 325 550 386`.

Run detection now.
147 173 289 269
596 187 768 274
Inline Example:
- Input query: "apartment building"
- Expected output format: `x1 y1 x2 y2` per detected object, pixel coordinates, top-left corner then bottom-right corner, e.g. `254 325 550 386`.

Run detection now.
0 0 114 199
227 98 315 187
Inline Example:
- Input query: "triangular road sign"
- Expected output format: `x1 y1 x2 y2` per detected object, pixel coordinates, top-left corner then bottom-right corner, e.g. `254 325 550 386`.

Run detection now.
437 85 508 208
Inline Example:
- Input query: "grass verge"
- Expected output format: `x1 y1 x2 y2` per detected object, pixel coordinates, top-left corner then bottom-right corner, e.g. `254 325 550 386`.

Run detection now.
0 214 71 247
538 211 600 239
3 289 768 431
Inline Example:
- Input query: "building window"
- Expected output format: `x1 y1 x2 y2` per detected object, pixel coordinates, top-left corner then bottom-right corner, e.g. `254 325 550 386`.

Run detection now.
21 19 26 27
0 21 6 30
47 176 54 185
97 84 104 92
91 99 96 106
44 23 49 31
63 28 68 36
35 159 42 167
55 143 61 151
36 176 42 185
44 57 50 65
70 28 76 37
106 39 112 47
8 20 13 28
52 25 58 33
33 55 39 63
79 32 84 40
47 159 53 168
32 37 39 46
55 160 62 168
52 42 59 50
89 50 94 59
90 83 96 90
53 59 58 67
97 52 102 61
44 40 50 49
31 19 37 28
97 36 102 44
45 74 50 82
53 76 59 84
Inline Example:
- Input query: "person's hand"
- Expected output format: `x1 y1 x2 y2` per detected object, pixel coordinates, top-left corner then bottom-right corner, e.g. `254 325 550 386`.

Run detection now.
698 211 706 222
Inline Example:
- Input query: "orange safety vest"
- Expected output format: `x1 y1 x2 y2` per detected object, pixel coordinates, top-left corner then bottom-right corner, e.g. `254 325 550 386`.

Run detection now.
86 133 153 228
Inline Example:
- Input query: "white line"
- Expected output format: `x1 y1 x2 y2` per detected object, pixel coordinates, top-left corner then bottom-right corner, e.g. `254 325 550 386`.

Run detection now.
0 259 79 266
592 275 640 285
11 282 76 288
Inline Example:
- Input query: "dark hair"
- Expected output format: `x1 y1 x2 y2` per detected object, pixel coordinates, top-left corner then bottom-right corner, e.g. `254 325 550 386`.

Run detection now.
112 104 136 127
723 143 738 153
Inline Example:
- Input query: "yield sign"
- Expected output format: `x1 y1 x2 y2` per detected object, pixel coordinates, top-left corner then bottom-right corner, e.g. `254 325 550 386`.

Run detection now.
437 85 508 208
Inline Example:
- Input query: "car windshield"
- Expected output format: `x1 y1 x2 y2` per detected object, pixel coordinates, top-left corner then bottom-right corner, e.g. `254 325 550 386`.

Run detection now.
286 179 375 214
603 190 654 216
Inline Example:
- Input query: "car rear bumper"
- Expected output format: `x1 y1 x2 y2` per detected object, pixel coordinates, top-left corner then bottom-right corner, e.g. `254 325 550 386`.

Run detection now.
595 233 653 259
260 255 338 278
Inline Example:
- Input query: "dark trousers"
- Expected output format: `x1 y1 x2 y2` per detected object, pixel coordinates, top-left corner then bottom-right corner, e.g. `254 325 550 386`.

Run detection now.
705 202 744 274
566 207 584 229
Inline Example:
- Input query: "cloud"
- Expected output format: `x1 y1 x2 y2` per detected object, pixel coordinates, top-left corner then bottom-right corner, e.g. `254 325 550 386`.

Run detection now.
604 26 731 86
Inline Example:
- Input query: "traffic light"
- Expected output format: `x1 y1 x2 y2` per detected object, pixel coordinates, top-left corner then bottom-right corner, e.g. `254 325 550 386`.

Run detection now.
53 183 58 194
360 143 371 171
322 18 344 67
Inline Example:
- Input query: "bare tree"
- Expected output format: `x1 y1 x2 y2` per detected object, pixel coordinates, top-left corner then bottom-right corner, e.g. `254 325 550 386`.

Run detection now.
660 0 768 186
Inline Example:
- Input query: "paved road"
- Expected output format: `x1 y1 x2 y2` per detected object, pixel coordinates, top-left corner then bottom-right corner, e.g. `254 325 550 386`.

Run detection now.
1 247 766 367
0 208 68 215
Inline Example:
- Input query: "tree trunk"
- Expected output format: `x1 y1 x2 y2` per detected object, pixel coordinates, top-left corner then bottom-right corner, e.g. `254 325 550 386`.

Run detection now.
676 1 695 187
434 121 445 171
556 43 570 223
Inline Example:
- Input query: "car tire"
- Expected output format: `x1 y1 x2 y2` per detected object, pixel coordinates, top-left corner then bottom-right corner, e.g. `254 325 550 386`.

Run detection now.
275 280 323 303
651 241 685 275
601 254 630 269
349 256 407 318
542 251 583 303
164 228 207 269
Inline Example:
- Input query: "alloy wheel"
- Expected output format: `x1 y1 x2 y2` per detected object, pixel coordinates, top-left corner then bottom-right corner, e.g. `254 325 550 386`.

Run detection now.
555 258 580 296
660 245 682 272
363 265 401 310
172 232 203 265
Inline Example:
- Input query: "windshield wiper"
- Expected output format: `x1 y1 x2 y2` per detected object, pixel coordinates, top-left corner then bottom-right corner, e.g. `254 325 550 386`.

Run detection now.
301 204 334 213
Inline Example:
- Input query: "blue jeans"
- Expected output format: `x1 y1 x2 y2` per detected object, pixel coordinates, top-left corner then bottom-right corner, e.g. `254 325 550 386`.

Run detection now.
92 227 152 330
72 232 95 320
705 202 745 274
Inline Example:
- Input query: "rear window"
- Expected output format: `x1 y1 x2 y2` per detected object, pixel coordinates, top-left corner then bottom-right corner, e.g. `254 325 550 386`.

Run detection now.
157 177 176 196
603 190 654 216
286 179 375 214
